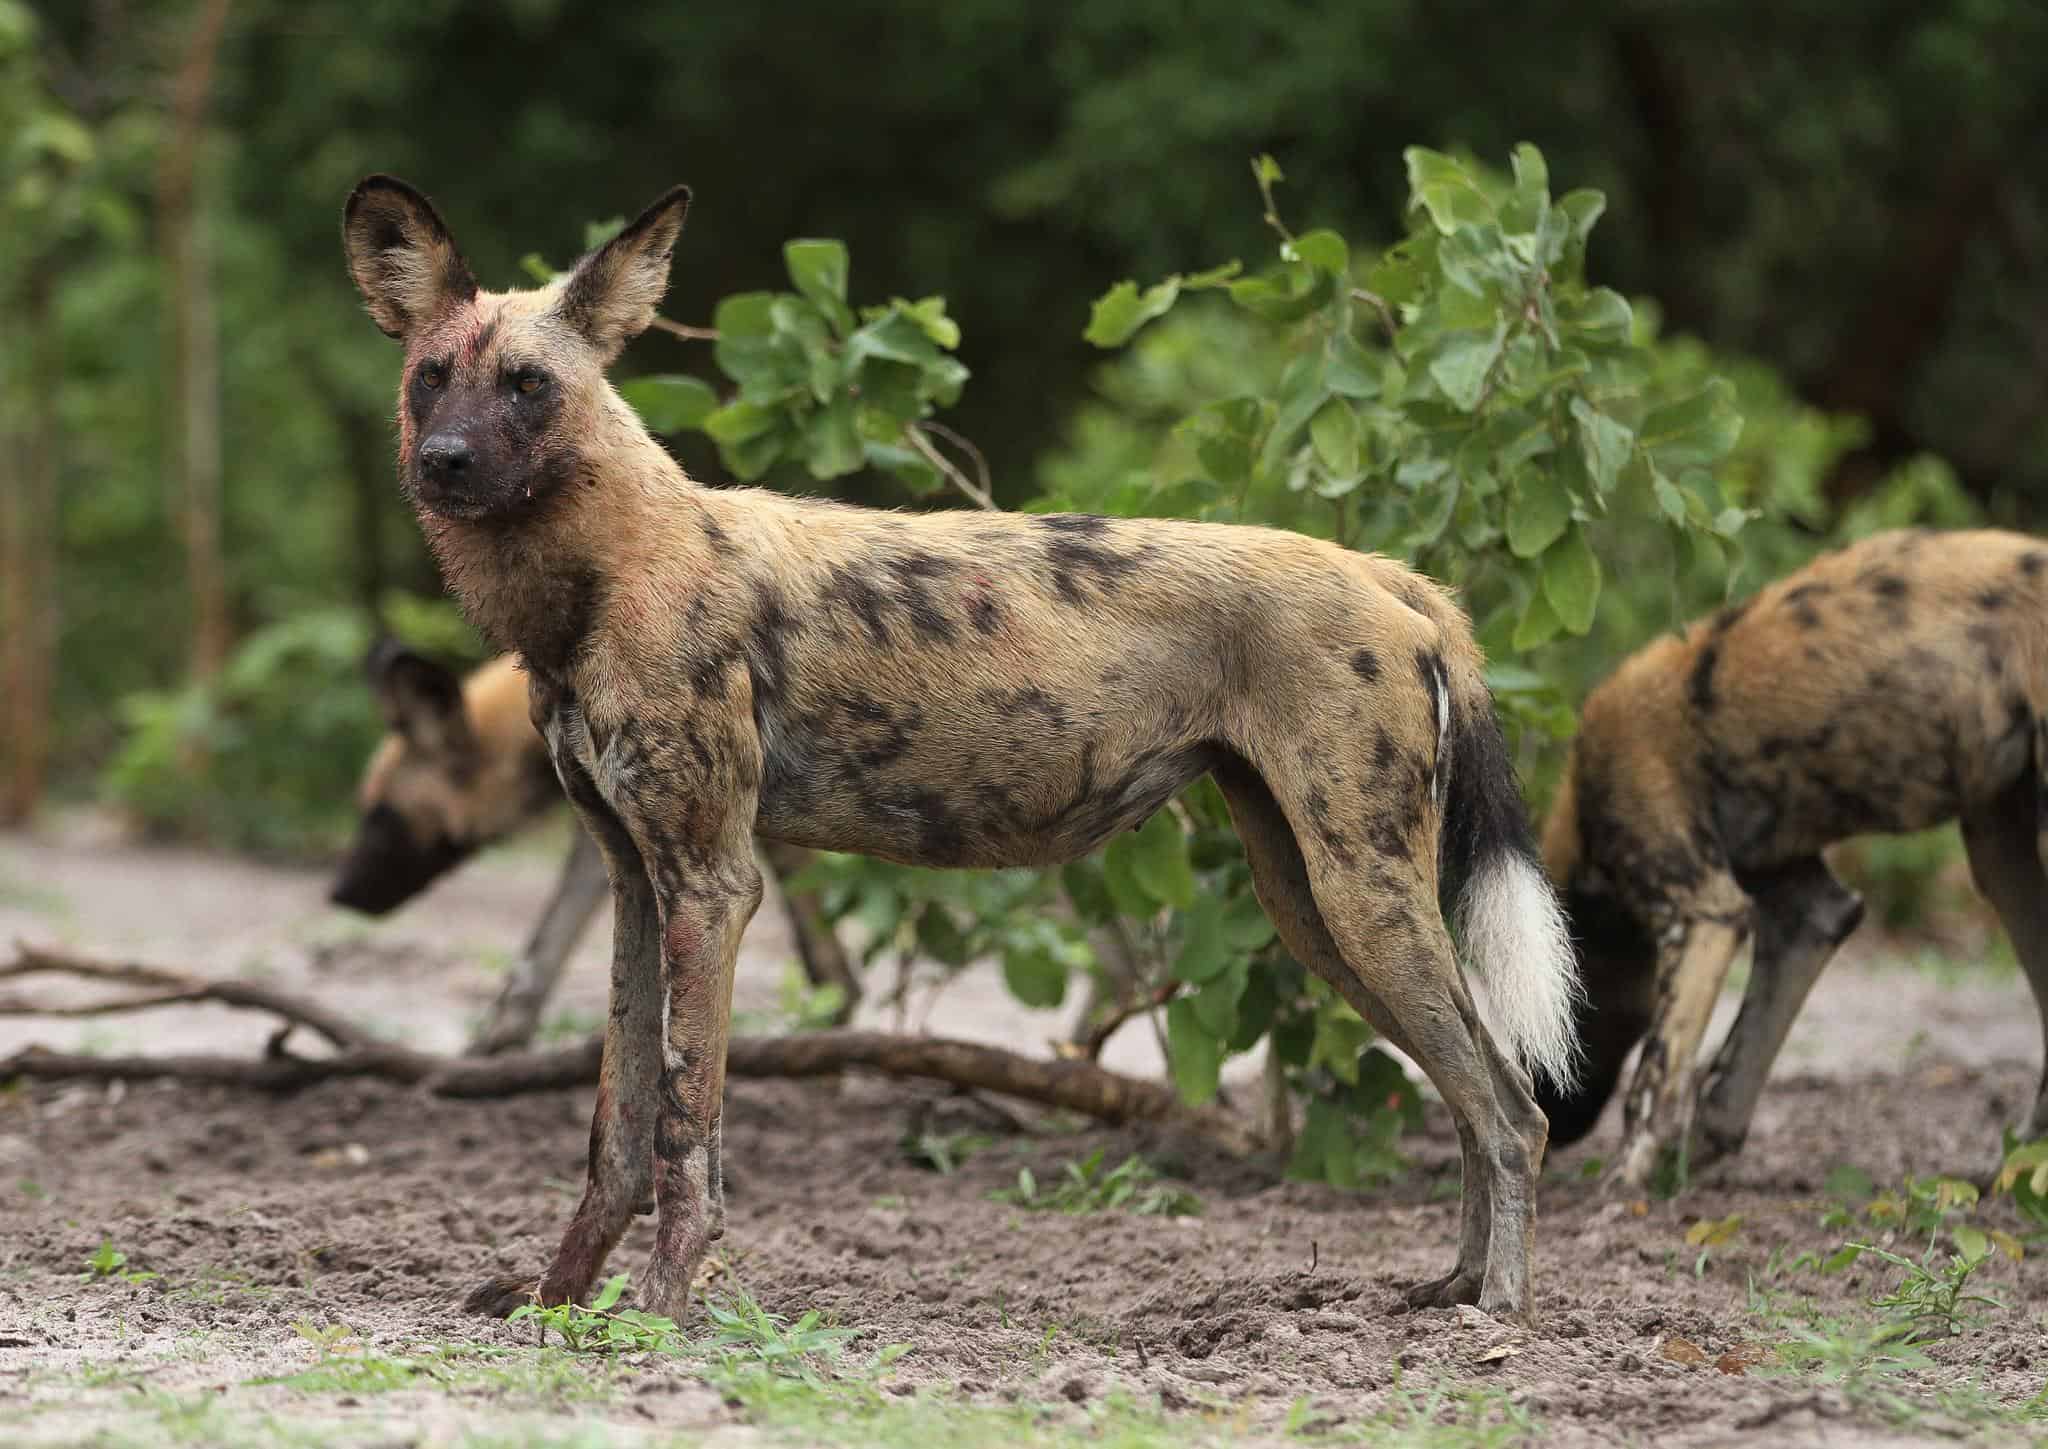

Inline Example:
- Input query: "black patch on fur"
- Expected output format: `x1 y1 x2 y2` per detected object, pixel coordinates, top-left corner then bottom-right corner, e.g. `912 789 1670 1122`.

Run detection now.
1042 521 1149 605
1977 588 2009 611
886 553 959 643
1435 676 1545 925
520 565 604 684
969 593 1002 635
1351 647 1380 683
1035 513 1112 535
824 566 893 646
1533 881 1656 1145
2023 551 2047 578
1871 573 1908 601
405 357 451 431
1688 642 1720 716
699 512 734 553
1372 726 1401 774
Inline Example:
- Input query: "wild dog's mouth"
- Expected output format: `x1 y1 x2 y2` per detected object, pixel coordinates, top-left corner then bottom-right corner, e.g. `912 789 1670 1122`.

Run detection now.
329 804 475 914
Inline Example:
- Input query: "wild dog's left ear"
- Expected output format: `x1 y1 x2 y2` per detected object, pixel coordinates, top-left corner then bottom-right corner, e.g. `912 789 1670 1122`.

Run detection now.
555 184 692 362
343 176 478 340
367 638 476 761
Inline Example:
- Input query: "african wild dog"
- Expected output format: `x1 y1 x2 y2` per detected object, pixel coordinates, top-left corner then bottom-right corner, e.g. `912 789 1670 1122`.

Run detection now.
1536 528 2048 1188
330 644 855 1054
341 175 1581 1324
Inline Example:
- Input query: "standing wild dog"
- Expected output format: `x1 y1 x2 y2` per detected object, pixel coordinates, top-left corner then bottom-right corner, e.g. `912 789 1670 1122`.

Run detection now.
341 175 1580 1324
1538 528 2048 1188
330 644 856 1054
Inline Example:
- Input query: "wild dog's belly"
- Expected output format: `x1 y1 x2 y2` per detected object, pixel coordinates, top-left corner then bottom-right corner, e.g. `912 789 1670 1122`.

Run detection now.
753 723 1224 868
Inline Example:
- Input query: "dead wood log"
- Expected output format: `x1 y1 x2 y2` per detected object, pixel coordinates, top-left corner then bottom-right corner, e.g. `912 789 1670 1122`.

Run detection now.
0 942 1260 1154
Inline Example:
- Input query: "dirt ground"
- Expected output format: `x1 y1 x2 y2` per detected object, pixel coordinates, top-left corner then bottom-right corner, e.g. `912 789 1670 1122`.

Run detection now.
2 816 2046 1447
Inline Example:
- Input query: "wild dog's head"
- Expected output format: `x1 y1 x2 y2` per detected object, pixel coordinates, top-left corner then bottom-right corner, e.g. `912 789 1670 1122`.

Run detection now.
341 176 690 523
330 644 552 914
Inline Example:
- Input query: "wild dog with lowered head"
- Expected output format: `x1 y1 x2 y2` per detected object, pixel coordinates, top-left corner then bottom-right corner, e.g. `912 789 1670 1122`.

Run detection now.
1537 528 2048 1188
331 645 856 1054
341 175 1580 1324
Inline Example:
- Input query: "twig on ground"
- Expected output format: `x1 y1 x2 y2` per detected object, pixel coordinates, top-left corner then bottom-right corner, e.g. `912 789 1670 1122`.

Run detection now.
0 942 1259 1155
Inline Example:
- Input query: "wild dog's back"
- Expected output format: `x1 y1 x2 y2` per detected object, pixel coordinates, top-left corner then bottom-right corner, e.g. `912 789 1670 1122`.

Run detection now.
1563 528 2048 882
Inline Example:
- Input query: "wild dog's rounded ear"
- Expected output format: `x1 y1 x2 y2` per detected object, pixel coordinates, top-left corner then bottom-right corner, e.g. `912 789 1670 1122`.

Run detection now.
343 175 478 341
555 184 693 363
368 638 475 759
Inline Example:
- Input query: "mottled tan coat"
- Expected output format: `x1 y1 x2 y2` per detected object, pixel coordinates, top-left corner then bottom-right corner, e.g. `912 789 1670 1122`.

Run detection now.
1538 528 2048 1187
342 176 1579 1324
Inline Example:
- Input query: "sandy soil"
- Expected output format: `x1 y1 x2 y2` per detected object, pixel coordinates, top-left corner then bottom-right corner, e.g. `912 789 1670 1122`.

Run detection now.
2 818 2045 1447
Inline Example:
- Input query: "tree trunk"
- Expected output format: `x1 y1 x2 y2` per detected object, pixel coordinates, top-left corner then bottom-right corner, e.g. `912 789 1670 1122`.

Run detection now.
157 0 233 682
0 269 59 825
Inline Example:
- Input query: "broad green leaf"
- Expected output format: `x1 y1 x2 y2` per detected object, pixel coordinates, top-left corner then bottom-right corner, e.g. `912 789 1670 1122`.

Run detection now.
1640 378 1744 472
915 906 972 968
1190 963 1248 1038
1219 891 1276 951
713 291 778 338
1167 998 1224 1106
1556 288 1632 347
1513 583 1562 651
1506 467 1572 558
1182 260 1244 290
617 374 718 434
847 311 940 369
1228 263 1333 323
1652 471 1688 527
1428 322 1506 412
1101 837 1156 919
1254 154 1284 186
1569 397 1633 494
784 238 850 306
702 399 779 444
1085 278 1182 348
1543 524 1602 634
1309 399 1360 477
1403 147 1492 234
1291 228 1349 276
592 1273 629 1311
1173 897 1232 984
1060 860 1117 924
1128 810 1196 911
803 395 864 479
1953 1224 1990 1265
1002 942 1068 1008
1324 331 1380 398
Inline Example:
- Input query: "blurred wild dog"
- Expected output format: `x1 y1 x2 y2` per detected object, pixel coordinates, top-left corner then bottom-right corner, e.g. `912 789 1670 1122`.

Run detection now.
329 645 856 1054
1538 528 2048 1188
342 175 1580 1324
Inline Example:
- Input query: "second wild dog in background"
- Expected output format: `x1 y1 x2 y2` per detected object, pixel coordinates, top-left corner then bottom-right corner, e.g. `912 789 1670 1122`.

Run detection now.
342 174 1580 1325
330 644 858 1053
1539 528 2048 1188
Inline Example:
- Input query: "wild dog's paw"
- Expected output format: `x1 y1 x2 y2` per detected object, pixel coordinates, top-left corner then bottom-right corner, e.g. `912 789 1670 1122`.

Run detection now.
1399 1268 1482 1312
464 1273 540 1319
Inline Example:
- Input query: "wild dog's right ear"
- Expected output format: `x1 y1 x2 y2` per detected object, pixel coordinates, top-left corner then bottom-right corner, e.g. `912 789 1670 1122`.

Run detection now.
366 638 476 760
343 176 478 340
555 184 692 362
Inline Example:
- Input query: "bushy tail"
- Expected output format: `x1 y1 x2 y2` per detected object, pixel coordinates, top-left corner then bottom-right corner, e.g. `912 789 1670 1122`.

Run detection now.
1434 664 1582 1091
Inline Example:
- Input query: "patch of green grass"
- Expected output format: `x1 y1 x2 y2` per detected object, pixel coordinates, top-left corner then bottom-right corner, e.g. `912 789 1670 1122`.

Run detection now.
991 1150 1202 1216
900 1128 995 1175
81 1240 158 1286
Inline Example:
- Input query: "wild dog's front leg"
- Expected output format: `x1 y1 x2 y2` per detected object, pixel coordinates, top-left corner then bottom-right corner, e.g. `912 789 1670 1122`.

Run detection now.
469 827 610 1055
1694 859 1862 1165
1608 898 1751 1191
637 852 763 1322
467 753 660 1318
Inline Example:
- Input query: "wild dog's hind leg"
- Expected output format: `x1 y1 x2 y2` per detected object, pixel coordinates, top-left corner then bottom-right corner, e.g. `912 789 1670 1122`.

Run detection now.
469 827 610 1055
1961 773 2048 1141
1212 759 1491 1309
467 751 661 1317
1693 858 1863 1166
1609 873 1753 1191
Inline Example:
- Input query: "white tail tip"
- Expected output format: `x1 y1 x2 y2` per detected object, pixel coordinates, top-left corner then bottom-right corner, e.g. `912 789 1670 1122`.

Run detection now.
1456 851 1583 1090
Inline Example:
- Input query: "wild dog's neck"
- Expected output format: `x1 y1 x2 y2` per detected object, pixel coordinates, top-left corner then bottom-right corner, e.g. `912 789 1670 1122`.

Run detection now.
420 405 697 684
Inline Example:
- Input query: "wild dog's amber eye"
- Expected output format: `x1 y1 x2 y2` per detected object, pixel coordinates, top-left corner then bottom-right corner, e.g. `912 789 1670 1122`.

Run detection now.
515 372 546 395
420 364 445 389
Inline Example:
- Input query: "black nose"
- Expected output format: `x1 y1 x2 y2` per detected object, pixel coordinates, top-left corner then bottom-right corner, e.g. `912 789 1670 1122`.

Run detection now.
419 434 474 478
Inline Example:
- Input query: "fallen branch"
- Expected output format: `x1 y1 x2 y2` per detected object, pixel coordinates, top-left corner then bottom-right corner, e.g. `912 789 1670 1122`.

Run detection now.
0 943 1259 1154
